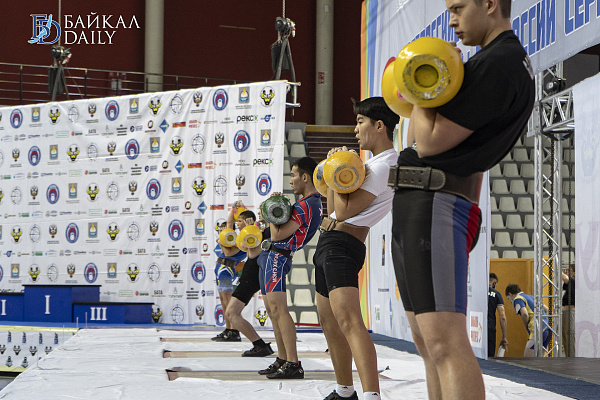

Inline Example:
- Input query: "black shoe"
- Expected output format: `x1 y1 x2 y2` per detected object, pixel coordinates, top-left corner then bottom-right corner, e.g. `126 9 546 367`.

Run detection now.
266 361 304 379
242 342 274 357
211 330 227 341
324 390 359 400
215 330 241 342
258 357 284 375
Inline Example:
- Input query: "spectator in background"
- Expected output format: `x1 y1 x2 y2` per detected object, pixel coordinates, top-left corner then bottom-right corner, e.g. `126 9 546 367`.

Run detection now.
488 273 508 357
505 284 550 357
562 264 575 357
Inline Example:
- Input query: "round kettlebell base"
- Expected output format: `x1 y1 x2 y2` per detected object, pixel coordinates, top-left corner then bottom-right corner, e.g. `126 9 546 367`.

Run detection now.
403 55 449 101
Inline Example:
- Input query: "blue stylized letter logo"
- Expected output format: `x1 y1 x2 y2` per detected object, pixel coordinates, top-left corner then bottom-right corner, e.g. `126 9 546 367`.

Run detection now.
28 14 61 45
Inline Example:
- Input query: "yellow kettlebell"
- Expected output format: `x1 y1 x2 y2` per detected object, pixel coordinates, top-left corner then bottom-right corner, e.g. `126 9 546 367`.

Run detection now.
323 150 365 194
313 159 328 197
238 224 263 249
394 37 464 108
382 57 413 119
233 206 248 220
218 228 237 247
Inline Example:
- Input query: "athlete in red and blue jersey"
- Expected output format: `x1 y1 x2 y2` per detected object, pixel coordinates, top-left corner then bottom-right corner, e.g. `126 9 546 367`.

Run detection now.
257 157 322 379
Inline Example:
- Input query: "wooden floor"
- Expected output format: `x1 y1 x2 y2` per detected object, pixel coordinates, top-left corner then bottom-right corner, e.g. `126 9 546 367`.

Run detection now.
163 350 330 359
166 369 362 381
495 357 600 385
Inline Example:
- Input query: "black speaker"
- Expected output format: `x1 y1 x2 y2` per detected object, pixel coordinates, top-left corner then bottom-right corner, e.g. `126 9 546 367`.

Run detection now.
271 42 290 74
48 66 65 96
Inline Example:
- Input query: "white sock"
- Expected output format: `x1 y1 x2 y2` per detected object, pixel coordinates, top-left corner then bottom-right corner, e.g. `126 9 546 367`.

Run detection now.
336 384 355 398
363 392 380 400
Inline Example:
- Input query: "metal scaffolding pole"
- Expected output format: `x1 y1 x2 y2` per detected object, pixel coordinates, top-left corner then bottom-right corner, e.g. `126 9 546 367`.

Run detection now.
532 64 574 357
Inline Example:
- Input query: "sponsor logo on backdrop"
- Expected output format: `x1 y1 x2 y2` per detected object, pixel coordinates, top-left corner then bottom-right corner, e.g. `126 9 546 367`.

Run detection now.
239 87 250 103
256 173 272 196
261 129 271 146
193 91 203 106
11 187 22 205
148 263 160 282
27 146 42 167
233 130 250 152
191 261 206 283
105 100 119 121
65 223 79 243
87 183 99 201
46 184 59 204
168 219 184 241
127 222 140 241
213 89 228 111
191 134 206 154
260 86 274 106
146 179 161 200
68 105 79 123
170 94 183 114
149 97 161 115
11 226 23 243
127 263 139 282
10 110 23 129
125 139 140 160
107 222 119 241
106 181 119 201
215 304 225 326
170 137 183 155
214 176 227 196
84 263 98 283
67 144 80 162
87 143 98 161
29 225 41 243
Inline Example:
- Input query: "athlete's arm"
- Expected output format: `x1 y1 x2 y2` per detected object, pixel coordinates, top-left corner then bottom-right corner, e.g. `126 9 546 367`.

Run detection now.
246 245 262 258
269 218 301 242
221 246 241 257
497 305 508 347
226 201 241 230
519 307 529 330
408 106 473 157
330 188 376 222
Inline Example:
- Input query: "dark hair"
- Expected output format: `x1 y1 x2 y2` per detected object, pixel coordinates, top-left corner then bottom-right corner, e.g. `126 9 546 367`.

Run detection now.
489 272 498 281
352 97 399 141
473 0 511 18
292 157 318 182
239 210 256 222
505 283 521 296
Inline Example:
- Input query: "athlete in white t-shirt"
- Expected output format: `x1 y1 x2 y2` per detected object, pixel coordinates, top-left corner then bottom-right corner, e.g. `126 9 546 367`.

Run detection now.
314 97 399 400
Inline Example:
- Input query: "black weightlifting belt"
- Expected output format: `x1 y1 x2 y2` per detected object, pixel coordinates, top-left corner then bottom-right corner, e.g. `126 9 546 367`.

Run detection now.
387 166 483 205
260 240 293 260
217 257 237 268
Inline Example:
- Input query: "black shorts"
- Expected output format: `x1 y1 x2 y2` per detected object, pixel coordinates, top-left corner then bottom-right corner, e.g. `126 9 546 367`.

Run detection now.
232 256 260 305
313 230 366 298
391 190 481 315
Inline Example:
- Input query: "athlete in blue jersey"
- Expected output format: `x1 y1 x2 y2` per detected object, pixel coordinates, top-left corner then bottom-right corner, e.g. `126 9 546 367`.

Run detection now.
258 156 322 379
225 203 276 358
505 284 550 356
211 206 247 342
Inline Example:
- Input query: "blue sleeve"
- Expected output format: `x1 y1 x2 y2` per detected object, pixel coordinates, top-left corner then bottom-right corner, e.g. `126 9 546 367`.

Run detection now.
513 298 525 315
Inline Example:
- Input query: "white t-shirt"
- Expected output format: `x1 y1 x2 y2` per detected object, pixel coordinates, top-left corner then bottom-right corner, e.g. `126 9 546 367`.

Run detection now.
331 148 398 227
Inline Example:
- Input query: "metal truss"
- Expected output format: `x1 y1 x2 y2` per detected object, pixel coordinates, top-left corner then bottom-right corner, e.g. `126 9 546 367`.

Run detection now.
531 64 574 357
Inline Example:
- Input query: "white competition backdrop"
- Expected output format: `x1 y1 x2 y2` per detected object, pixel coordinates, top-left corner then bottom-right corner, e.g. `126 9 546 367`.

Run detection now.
573 76 600 357
0 80 287 326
